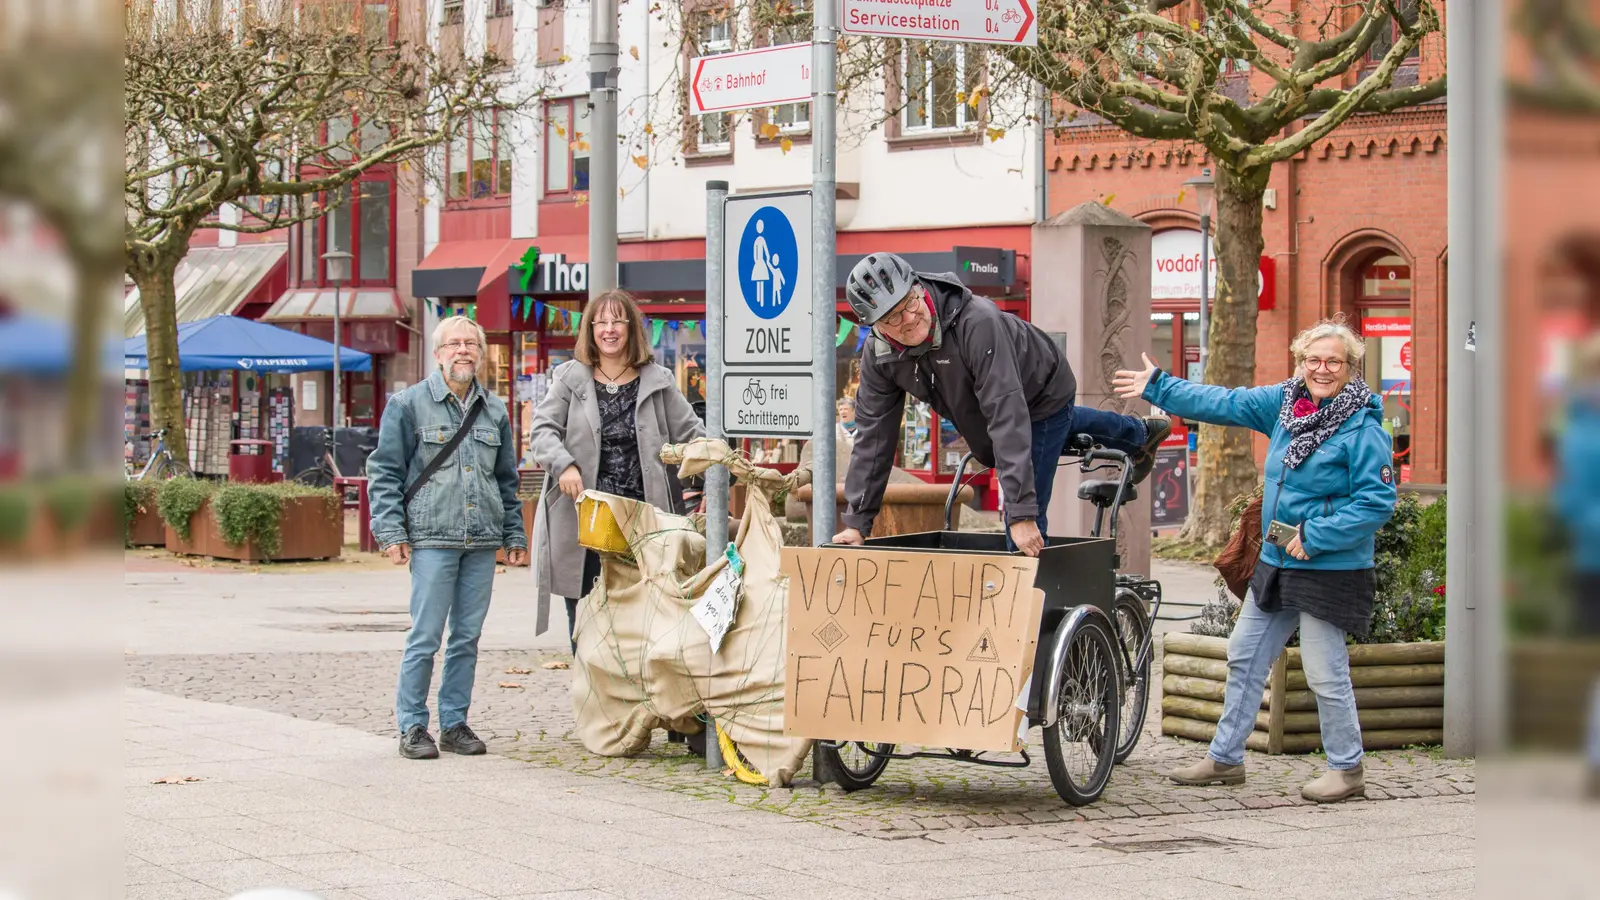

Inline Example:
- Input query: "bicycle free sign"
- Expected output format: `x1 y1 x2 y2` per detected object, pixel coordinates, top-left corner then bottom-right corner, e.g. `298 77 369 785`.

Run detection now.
781 546 1045 753
722 371 813 437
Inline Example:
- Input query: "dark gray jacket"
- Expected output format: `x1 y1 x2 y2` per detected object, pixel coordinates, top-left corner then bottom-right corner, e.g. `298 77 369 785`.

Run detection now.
842 273 1076 534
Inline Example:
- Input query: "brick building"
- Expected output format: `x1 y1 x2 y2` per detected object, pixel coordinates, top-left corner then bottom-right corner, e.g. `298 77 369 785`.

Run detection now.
1045 5 1449 487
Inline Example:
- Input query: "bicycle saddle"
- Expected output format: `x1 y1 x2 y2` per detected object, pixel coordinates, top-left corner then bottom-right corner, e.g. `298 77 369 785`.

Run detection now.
1077 479 1136 506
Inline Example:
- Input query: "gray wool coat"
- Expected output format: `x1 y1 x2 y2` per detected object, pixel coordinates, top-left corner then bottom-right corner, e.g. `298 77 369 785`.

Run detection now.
528 360 705 600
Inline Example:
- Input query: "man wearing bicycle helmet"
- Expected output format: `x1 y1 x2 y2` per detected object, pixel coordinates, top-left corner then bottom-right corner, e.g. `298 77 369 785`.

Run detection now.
833 252 1169 557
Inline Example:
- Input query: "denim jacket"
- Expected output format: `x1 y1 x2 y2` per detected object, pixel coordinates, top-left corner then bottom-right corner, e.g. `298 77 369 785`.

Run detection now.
367 370 526 551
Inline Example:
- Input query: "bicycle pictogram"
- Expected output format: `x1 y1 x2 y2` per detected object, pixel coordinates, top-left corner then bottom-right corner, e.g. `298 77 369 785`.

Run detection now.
742 381 768 405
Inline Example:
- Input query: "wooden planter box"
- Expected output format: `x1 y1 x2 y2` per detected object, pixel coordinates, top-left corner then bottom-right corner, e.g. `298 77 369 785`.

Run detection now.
165 495 342 563
1509 640 1600 750
1160 632 1446 754
127 502 166 547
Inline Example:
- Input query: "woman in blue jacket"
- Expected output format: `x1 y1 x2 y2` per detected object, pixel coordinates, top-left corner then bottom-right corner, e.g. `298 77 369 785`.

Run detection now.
1114 320 1397 803
1551 334 1600 798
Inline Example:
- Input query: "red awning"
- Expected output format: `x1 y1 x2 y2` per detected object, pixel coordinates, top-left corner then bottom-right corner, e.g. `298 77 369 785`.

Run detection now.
412 239 512 299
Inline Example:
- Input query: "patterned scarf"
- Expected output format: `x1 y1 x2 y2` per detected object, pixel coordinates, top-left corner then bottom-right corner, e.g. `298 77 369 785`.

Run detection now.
1278 373 1372 469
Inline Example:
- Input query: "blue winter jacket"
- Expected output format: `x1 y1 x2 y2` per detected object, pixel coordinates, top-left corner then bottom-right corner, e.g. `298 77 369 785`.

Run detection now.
1555 392 1600 573
1143 369 1397 571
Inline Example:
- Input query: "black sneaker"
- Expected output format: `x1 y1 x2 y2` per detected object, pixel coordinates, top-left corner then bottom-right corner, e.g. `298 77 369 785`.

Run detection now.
1129 416 1173 485
439 723 487 756
400 725 439 760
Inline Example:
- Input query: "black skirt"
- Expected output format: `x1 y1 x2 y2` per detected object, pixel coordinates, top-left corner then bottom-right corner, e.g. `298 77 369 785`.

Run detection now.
1249 562 1376 639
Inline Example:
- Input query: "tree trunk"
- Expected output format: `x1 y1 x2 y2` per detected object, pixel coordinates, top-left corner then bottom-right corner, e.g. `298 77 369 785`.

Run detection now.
1176 164 1271 551
131 257 188 467
65 263 118 472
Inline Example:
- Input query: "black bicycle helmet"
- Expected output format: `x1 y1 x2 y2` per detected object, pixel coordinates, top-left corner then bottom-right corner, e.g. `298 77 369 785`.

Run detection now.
845 252 916 325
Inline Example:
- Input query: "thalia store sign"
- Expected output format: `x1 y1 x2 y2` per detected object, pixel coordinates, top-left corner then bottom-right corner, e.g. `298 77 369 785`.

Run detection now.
1150 229 1273 307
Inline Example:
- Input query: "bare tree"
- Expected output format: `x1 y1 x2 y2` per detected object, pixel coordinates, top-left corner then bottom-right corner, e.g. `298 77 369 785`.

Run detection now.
0 18 122 473
999 0 1447 549
125 0 528 463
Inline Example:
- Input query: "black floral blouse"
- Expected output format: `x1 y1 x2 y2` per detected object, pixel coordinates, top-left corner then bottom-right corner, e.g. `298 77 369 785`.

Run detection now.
594 378 645 501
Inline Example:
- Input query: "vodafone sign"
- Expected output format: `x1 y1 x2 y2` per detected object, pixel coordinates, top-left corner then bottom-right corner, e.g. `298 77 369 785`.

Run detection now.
1150 229 1273 308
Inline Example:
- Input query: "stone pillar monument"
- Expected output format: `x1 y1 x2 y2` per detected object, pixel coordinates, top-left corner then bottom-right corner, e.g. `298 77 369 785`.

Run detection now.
1028 203 1154 575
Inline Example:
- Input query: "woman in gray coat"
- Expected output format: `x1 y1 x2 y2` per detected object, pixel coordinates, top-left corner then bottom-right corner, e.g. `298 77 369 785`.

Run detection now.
528 290 705 652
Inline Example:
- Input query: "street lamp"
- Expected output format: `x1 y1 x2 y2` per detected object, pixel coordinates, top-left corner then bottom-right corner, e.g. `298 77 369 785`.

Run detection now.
1182 169 1216 381
322 250 354 465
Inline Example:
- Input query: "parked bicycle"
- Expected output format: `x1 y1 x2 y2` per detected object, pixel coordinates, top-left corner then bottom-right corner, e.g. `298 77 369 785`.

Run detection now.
292 428 345 488
129 428 191 481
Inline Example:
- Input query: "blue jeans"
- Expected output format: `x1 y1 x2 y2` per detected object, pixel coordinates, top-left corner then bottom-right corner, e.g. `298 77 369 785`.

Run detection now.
1005 403 1149 547
396 548 499 734
1209 592 1365 770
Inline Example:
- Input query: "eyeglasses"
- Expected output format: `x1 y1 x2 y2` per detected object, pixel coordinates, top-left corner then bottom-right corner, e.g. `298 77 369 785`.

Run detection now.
440 339 481 352
1303 357 1347 372
877 286 923 328
592 319 628 330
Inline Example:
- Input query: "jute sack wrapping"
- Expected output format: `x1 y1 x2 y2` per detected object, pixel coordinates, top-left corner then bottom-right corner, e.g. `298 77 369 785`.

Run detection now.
569 438 815 785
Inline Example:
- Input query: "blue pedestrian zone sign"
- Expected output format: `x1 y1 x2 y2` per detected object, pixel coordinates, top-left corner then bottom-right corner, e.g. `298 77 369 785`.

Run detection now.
737 206 799 319
723 189 810 366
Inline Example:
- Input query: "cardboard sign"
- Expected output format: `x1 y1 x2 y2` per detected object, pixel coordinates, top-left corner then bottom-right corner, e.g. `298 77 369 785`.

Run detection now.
780 546 1044 753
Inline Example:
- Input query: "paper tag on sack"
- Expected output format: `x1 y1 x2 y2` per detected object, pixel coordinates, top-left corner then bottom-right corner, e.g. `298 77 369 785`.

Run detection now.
692 544 745 654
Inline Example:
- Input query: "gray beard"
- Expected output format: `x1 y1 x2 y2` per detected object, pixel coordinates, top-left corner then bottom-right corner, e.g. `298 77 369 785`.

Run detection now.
446 364 476 386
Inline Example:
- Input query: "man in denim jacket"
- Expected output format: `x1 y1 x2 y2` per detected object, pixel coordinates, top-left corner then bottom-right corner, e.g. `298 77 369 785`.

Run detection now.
368 315 527 759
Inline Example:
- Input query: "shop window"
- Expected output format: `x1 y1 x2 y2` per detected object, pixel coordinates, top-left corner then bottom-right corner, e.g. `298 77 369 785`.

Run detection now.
1355 253 1414 481
695 18 734 152
764 0 811 135
298 174 396 287
544 98 591 196
448 109 513 202
901 42 982 133
1367 0 1421 64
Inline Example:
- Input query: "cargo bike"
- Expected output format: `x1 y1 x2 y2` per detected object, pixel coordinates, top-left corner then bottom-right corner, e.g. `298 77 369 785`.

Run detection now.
813 438 1162 806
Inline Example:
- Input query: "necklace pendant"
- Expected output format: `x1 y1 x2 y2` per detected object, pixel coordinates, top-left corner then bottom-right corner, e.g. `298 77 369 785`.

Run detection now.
603 381 619 394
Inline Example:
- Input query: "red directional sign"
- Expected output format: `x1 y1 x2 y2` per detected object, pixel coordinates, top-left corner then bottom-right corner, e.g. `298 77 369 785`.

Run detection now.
840 0 1037 46
690 42 813 116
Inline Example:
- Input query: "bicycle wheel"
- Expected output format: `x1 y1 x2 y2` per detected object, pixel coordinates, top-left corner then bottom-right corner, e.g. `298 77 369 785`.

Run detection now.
816 740 894 792
1041 615 1121 806
1111 589 1152 764
294 465 332 488
151 455 189 481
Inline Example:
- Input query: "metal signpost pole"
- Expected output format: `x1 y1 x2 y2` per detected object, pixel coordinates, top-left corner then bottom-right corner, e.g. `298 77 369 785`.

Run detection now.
811 0 838 549
589 0 620 296
322 250 353 462
704 181 728 770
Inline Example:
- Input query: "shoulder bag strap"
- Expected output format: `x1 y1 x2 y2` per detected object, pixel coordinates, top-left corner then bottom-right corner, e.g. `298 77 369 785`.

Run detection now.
403 396 485 509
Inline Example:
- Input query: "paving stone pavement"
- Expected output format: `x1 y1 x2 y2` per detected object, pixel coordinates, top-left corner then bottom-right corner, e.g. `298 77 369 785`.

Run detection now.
125 686 1477 900
124 562 1475 838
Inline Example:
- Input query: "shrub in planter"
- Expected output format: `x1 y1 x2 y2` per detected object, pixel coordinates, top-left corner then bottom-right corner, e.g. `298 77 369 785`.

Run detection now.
210 481 339 560
157 477 216 545
124 481 162 546
0 483 33 546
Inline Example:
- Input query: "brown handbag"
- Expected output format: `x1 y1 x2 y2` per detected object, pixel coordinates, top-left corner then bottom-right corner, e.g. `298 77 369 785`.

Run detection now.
1213 493 1264 601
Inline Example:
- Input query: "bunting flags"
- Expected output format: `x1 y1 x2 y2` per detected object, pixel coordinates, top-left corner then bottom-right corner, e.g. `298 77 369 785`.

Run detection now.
856 325 869 352
836 318 853 347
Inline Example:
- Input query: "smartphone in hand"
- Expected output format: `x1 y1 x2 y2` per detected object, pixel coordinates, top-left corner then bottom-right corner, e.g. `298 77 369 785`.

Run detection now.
1265 519 1299 547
